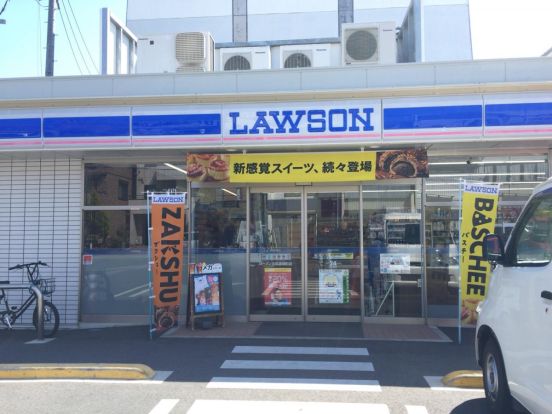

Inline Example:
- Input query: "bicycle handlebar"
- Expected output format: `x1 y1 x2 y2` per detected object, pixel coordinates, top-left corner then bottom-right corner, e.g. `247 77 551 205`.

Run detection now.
8 261 49 271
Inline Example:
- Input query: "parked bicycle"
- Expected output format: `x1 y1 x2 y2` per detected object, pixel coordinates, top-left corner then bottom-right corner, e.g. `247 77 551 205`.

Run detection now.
0 261 59 338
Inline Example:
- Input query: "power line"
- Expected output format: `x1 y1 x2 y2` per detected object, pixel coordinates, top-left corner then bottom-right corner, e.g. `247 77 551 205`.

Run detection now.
65 0 98 73
59 0 92 74
55 0 84 74
0 0 10 16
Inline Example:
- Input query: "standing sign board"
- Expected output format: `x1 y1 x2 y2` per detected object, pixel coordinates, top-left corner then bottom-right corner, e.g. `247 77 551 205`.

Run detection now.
148 192 186 339
459 182 499 327
188 263 224 330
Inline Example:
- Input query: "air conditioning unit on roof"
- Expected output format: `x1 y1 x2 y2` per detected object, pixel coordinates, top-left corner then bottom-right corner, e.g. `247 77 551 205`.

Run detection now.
220 46 271 71
341 22 396 65
175 32 214 72
279 44 331 69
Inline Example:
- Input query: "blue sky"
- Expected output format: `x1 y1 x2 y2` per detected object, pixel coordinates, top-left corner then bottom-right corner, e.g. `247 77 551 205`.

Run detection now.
0 0 551 78
0 0 127 78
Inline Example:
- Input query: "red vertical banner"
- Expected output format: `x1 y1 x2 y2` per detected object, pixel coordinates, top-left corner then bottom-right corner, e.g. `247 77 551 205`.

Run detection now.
151 194 186 335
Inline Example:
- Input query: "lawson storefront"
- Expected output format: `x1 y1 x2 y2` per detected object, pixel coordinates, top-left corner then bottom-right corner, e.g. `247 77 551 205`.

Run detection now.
0 62 551 328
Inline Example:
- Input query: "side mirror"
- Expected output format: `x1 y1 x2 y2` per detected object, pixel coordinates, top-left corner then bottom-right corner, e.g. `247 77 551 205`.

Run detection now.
483 234 505 265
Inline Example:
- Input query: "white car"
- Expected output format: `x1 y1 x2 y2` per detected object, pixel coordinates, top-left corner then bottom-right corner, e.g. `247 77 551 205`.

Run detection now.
477 178 552 414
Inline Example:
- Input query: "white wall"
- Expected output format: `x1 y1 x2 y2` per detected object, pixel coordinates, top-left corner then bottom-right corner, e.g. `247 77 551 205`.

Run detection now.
355 0 410 27
249 12 338 41
0 157 82 327
127 0 232 41
127 0 232 20
248 0 337 14
423 3 472 61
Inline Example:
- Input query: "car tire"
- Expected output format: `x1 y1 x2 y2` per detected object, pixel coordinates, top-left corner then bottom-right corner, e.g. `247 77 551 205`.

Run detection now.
482 339 513 414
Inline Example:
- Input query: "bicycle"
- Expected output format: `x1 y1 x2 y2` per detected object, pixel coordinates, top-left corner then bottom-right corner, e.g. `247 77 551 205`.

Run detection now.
0 261 60 338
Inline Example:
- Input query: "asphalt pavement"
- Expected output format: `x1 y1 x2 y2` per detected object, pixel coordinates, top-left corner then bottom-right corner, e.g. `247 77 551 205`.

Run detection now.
0 325 500 414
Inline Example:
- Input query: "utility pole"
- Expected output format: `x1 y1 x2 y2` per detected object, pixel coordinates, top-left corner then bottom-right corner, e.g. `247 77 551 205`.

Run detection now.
45 0 55 76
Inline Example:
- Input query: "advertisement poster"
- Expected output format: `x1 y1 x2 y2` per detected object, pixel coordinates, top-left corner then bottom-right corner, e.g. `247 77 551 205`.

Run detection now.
151 194 186 335
186 149 428 184
380 254 411 274
263 268 292 306
193 273 222 314
460 182 499 325
319 269 350 304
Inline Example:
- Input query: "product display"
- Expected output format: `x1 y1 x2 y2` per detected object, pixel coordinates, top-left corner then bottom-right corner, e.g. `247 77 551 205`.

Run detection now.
376 148 429 179
187 154 230 182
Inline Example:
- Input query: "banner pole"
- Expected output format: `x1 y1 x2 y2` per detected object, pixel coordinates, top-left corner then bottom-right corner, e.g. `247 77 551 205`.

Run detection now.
458 180 464 345
147 191 153 340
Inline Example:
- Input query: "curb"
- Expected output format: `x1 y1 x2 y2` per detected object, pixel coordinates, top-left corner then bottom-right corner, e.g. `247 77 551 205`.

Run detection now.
0 364 155 380
442 370 483 389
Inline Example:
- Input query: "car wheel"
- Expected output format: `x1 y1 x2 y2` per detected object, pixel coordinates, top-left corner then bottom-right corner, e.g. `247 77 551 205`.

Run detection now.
482 339 512 414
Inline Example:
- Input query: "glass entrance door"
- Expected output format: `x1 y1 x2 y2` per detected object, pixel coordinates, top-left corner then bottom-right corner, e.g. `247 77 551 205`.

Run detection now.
247 183 423 322
306 189 362 320
249 189 303 320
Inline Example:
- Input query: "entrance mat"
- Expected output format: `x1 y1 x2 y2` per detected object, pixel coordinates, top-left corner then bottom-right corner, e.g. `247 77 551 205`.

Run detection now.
362 324 451 342
255 322 364 339
163 321 261 338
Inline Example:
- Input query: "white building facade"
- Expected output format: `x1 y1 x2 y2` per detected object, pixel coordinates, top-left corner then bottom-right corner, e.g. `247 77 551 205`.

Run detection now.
0 1 551 328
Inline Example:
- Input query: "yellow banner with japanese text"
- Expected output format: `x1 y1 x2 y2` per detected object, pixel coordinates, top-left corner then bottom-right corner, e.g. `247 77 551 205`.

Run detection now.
230 152 376 183
186 149 429 183
460 182 499 325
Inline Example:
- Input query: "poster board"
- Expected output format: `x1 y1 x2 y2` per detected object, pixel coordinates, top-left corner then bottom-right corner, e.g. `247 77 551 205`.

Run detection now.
263 267 292 307
188 263 224 330
380 254 410 274
319 269 350 304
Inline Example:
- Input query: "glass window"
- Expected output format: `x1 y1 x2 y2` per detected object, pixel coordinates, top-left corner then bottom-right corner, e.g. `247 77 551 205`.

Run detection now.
363 183 422 318
82 210 149 315
85 163 187 206
425 154 548 318
82 162 188 320
512 195 552 265
191 186 247 316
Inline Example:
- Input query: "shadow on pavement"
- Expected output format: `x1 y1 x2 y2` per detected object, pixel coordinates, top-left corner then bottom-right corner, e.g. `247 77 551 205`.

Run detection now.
450 398 489 414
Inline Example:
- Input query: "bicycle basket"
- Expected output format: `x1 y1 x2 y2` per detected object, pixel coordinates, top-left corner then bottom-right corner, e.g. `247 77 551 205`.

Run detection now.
38 278 55 295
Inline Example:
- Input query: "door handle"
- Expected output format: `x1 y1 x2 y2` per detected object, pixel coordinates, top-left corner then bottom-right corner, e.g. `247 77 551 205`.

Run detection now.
541 290 552 300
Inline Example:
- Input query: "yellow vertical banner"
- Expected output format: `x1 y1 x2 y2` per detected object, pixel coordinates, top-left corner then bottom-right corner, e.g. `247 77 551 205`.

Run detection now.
460 182 499 325
151 194 186 335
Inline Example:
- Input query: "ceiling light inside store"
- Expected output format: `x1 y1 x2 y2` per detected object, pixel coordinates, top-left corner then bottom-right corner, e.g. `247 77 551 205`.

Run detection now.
425 181 544 186
222 188 237 197
429 160 546 166
164 163 188 175
431 172 546 178
362 189 420 193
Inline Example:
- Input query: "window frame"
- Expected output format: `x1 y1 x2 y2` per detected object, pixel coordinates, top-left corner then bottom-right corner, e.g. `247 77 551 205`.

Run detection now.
505 190 552 268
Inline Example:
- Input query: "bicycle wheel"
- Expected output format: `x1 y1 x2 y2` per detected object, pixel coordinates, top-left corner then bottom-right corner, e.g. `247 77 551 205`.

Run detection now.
32 300 60 338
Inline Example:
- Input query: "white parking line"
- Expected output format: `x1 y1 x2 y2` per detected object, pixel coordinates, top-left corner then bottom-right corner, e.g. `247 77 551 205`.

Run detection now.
232 346 369 356
221 360 374 371
149 399 179 414
424 376 484 392
406 405 429 414
207 377 381 392
186 400 389 414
